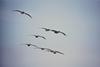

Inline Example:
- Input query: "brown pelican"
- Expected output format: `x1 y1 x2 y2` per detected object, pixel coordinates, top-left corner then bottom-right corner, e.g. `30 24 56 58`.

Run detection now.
12 10 32 19
32 35 46 39
51 30 66 36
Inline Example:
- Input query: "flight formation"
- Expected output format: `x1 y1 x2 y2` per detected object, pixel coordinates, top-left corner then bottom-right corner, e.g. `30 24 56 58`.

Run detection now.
13 9 68 55
25 44 64 55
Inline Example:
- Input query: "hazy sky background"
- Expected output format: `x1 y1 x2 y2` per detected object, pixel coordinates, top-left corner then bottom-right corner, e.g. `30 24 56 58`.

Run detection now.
1 0 100 67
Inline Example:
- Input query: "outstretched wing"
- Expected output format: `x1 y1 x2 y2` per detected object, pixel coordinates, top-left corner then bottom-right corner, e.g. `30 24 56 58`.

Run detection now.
59 31 66 36
24 13 32 19
31 44 41 49
12 10 22 13
55 51 64 55
41 27 51 31
39 36 46 39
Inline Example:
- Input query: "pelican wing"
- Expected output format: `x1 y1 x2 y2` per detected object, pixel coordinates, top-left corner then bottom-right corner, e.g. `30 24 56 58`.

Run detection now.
55 51 64 55
41 27 51 31
31 44 41 49
59 31 66 36
13 10 22 13
40 36 46 39
24 13 32 18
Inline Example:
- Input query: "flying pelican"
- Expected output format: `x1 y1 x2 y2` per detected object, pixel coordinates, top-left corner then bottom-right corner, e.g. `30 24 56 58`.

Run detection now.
32 35 46 39
12 10 32 19
51 30 66 36
41 27 51 31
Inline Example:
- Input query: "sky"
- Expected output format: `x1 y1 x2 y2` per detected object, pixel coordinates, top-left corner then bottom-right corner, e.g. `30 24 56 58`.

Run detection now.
1 0 100 67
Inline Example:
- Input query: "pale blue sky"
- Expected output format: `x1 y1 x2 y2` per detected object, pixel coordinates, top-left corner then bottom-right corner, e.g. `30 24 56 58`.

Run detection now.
1 0 100 67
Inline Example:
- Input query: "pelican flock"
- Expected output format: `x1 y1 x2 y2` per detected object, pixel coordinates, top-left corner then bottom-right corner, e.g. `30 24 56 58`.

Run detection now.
12 9 68 55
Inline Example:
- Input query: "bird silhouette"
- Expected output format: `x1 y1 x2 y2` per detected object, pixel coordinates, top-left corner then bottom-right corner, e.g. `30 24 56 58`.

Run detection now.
12 10 32 19
41 27 51 31
32 35 46 39
51 30 66 36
